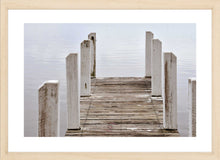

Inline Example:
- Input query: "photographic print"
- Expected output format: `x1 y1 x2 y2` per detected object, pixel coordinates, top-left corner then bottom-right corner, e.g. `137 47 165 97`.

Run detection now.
24 23 196 137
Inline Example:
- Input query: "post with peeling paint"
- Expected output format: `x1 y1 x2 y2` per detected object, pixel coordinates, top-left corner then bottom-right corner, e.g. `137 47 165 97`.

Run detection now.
163 52 177 129
88 32 96 78
145 31 154 78
81 40 91 96
38 80 59 137
66 53 80 129
188 78 196 137
152 39 162 97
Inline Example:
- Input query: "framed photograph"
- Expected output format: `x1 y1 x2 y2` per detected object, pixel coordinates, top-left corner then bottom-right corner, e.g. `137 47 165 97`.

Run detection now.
1 0 219 160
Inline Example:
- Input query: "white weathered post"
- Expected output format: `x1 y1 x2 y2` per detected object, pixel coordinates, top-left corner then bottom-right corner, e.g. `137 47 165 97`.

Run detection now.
145 31 154 78
152 39 162 97
163 52 177 129
66 53 80 129
81 40 91 96
38 80 59 137
188 78 196 137
88 33 96 78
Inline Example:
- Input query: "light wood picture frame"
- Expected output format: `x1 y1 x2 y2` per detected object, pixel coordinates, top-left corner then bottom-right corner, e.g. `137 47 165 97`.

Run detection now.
0 0 219 159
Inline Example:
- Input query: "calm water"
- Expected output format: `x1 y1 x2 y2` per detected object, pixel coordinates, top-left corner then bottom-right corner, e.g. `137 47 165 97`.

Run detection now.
24 23 196 137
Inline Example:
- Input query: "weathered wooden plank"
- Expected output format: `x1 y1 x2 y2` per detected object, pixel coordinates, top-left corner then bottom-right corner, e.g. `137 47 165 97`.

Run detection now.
79 124 163 130
82 119 160 125
65 129 179 137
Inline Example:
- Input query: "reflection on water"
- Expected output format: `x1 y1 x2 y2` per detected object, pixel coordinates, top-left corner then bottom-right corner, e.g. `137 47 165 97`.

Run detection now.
24 24 196 137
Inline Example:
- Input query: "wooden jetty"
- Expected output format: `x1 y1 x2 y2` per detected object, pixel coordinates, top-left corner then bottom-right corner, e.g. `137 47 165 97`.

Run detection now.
38 31 196 137
65 77 179 137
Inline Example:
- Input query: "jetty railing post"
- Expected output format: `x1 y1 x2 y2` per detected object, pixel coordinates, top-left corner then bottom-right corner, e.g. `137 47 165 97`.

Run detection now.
88 32 96 78
81 40 91 96
38 80 59 137
66 53 80 129
152 39 162 97
188 78 196 137
163 52 177 129
145 31 154 78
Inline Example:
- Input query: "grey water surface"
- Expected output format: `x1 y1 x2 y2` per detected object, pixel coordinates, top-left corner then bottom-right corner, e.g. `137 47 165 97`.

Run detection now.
24 23 196 137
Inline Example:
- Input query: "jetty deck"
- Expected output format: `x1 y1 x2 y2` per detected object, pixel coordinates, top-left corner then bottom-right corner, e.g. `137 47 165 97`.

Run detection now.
65 77 179 137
